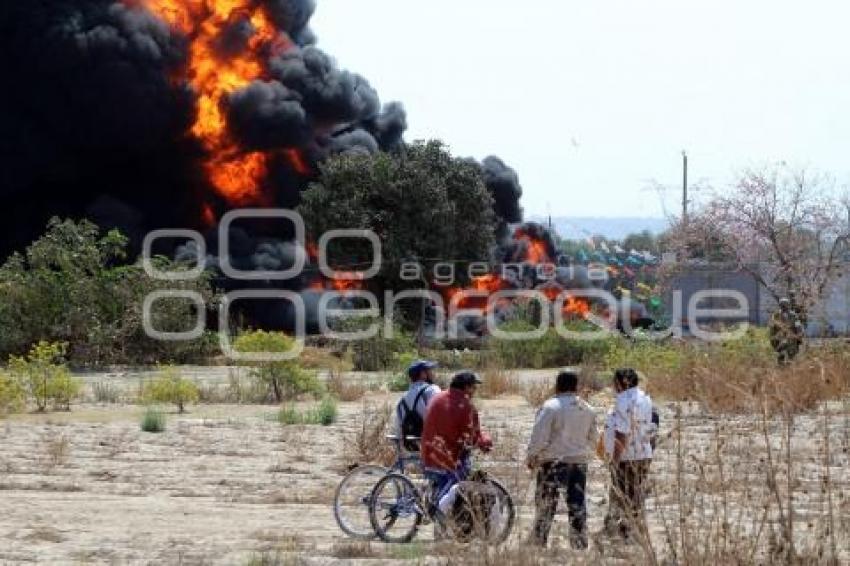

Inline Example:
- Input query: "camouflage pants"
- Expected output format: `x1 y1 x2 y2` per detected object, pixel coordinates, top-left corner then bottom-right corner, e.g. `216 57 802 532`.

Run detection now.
604 460 651 540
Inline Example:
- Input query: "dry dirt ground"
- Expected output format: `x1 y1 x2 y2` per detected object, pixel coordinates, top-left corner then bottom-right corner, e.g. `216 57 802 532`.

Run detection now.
1 369 848 565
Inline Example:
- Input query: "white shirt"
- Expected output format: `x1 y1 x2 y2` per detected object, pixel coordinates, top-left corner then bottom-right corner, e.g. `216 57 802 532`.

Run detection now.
610 387 654 461
395 381 440 435
526 394 598 464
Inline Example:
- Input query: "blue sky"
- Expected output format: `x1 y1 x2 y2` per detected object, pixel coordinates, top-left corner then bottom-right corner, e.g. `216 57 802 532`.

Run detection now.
312 0 850 218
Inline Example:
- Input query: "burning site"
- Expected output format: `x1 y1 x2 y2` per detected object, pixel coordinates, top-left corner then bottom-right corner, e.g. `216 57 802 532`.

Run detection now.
1 1 849 564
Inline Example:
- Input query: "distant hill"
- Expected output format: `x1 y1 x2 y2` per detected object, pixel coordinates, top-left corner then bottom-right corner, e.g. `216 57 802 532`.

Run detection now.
527 216 669 241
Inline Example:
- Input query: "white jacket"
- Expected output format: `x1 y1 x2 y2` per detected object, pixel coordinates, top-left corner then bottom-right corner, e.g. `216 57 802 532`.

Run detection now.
608 387 654 461
526 394 598 465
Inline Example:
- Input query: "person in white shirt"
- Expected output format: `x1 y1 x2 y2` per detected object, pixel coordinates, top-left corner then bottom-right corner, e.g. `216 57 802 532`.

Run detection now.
395 360 441 451
603 367 655 541
525 370 598 549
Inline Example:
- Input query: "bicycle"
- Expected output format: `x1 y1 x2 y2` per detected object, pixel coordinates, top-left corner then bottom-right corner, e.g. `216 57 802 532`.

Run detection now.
333 434 423 539
367 458 515 544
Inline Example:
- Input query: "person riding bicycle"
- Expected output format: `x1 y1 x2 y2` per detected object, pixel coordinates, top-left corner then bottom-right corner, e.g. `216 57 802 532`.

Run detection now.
395 360 441 451
421 371 493 518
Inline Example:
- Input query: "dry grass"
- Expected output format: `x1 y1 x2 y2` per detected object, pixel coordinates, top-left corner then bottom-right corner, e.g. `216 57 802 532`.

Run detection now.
325 370 369 402
521 381 551 408
297 346 351 372
650 347 850 414
43 433 70 471
330 541 380 559
346 401 394 467
479 367 521 399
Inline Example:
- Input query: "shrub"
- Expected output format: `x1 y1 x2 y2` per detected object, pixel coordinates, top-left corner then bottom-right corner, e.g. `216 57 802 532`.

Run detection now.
332 316 416 372
477 367 520 399
8 341 82 411
326 370 370 402
348 402 394 466
91 380 122 404
141 366 200 413
0 218 218 366
0 372 26 415
233 331 323 402
386 372 410 392
277 397 338 426
491 321 617 369
603 337 687 379
140 407 166 433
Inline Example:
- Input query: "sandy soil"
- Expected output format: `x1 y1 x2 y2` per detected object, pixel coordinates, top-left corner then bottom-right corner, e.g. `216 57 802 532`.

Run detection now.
1 371 848 565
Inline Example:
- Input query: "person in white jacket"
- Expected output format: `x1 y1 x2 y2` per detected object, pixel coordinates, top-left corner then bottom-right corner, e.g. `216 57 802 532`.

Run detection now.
525 370 598 549
603 367 655 541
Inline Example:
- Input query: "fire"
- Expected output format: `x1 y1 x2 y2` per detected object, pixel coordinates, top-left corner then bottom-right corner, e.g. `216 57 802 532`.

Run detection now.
513 228 551 265
308 273 364 293
285 148 311 176
539 284 591 319
139 0 306 207
201 202 216 227
443 274 508 312
563 294 591 318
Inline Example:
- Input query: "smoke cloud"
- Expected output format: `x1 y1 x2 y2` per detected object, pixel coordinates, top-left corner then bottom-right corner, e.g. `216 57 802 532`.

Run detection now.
0 0 524 274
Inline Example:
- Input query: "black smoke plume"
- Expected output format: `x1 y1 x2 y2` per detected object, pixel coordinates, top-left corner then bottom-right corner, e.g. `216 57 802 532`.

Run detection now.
0 0 524 288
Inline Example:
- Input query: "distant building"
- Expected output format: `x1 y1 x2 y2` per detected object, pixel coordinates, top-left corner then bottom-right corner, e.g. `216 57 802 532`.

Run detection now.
664 262 850 337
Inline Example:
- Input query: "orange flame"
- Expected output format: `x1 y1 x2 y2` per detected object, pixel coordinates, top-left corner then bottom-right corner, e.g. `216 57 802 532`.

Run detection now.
443 274 508 312
513 228 551 265
539 285 591 319
140 0 303 207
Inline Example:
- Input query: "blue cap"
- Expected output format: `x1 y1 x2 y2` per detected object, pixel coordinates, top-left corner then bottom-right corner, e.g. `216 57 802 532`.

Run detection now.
407 359 438 378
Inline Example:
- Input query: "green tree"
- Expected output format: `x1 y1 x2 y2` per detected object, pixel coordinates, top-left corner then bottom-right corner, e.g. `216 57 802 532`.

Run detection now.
622 230 659 255
0 371 26 416
142 366 200 413
8 341 81 411
0 218 218 365
298 141 498 295
233 331 322 402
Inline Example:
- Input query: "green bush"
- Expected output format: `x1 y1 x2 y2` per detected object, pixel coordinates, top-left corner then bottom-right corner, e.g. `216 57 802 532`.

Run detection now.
0 372 26 416
277 397 338 426
8 341 82 411
0 218 218 365
603 338 687 378
140 407 166 433
491 321 618 369
141 366 200 413
330 316 417 372
386 372 410 392
233 331 323 402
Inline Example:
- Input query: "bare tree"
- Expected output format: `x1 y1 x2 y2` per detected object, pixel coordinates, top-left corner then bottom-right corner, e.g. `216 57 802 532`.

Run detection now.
675 165 849 319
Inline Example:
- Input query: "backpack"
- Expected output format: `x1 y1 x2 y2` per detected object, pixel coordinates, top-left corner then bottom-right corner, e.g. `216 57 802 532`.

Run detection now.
650 405 660 450
399 387 428 451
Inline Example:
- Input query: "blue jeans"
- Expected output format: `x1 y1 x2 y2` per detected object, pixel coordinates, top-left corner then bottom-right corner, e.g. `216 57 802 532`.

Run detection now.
424 456 472 511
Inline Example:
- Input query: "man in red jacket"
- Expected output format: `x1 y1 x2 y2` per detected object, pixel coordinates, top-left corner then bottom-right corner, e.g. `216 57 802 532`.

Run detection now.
421 371 493 517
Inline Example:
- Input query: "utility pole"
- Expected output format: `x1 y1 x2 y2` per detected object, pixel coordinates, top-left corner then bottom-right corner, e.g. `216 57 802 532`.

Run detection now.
682 150 688 224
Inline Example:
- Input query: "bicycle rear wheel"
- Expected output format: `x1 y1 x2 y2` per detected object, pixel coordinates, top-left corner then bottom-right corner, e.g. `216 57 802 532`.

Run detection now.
447 477 515 544
369 472 423 543
333 464 388 539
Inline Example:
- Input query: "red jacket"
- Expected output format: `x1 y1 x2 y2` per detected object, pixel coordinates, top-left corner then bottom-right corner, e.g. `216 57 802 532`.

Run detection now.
421 389 489 471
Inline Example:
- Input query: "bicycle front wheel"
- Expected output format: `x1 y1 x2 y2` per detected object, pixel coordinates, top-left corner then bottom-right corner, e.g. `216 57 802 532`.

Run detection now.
482 478 515 545
333 464 388 539
369 472 423 543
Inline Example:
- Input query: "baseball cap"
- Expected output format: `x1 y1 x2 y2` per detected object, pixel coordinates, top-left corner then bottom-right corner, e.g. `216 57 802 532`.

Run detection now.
407 359 438 378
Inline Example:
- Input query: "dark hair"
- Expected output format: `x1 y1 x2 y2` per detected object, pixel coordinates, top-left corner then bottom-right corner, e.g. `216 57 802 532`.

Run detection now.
614 368 639 389
556 370 578 393
450 371 481 390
